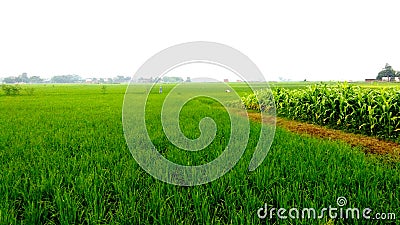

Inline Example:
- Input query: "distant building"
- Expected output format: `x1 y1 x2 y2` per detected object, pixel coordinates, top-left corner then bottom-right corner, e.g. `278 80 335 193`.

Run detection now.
365 79 376 82
223 79 229 82
382 77 390 81
395 77 400 82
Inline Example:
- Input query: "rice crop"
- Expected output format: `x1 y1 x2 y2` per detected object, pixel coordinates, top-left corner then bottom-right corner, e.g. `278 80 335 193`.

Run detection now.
0 84 398 224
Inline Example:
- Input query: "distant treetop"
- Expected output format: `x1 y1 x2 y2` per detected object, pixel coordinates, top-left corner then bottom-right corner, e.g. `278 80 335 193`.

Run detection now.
376 63 399 81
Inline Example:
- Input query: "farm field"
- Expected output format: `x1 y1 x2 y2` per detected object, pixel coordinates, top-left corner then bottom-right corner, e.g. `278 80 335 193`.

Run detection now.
243 82 400 143
0 83 399 224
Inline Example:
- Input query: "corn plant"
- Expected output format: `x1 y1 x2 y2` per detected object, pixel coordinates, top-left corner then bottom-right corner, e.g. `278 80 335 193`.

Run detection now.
243 83 400 142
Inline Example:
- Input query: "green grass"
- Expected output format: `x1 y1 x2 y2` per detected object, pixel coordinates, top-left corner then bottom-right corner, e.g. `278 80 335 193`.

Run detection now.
0 83 399 224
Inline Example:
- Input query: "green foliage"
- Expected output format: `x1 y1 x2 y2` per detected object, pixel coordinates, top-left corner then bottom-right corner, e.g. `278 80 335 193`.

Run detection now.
376 63 398 80
1 84 22 96
0 84 398 224
162 76 184 83
241 89 275 112
2 73 43 84
51 74 82 83
244 83 400 142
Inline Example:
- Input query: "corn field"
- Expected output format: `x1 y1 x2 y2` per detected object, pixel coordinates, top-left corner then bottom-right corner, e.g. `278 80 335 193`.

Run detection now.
242 83 400 142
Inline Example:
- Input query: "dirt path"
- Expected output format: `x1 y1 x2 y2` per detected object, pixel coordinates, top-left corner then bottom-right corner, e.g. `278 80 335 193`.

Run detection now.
245 112 400 159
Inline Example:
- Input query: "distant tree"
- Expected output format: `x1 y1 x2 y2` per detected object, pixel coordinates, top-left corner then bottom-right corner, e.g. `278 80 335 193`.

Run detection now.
377 63 397 81
3 77 17 83
51 75 82 83
114 75 131 83
162 76 184 83
29 76 43 83
2 73 39 83
19 73 29 83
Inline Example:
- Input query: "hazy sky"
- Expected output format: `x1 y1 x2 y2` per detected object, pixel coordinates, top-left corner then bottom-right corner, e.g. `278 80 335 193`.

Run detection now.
0 0 399 81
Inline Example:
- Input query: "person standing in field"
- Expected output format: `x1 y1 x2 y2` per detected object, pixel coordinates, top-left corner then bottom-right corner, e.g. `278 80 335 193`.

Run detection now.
159 85 163 94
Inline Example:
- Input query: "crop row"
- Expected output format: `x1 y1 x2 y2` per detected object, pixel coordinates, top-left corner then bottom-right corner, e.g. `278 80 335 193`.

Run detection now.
241 83 400 142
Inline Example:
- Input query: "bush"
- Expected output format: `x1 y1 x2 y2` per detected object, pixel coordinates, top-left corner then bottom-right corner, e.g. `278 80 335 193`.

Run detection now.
1 84 22 96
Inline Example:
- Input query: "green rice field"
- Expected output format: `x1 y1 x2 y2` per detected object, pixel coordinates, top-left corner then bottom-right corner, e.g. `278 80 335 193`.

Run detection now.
0 83 399 224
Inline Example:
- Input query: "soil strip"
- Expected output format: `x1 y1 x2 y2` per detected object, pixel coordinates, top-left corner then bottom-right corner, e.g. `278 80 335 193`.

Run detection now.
245 111 400 159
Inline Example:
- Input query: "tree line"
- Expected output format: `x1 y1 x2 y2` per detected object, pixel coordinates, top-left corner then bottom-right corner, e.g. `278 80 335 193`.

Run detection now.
0 74 131 84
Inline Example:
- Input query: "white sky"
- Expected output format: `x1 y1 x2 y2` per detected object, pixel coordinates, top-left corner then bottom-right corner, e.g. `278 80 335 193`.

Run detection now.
0 0 399 81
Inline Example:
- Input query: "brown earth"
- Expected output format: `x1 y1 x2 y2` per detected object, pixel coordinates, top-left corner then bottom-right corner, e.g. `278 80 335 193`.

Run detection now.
244 111 400 159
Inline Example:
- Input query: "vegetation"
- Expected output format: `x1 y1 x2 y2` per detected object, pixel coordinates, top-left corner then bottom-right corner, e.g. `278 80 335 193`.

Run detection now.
2 73 33 84
1 84 22 96
1 74 131 84
242 83 400 142
162 76 184 83
0 84 398 224
376 63 400 81
1 84 36 96
50 74 83 83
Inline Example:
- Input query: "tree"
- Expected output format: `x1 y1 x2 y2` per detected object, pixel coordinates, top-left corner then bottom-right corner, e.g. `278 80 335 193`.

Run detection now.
114 76 131 83
19 73 29 83
162 76 183 83
377 63 397 81
51 75 82 83
2 74 43 84
29 76 43 83
3 77 17 83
